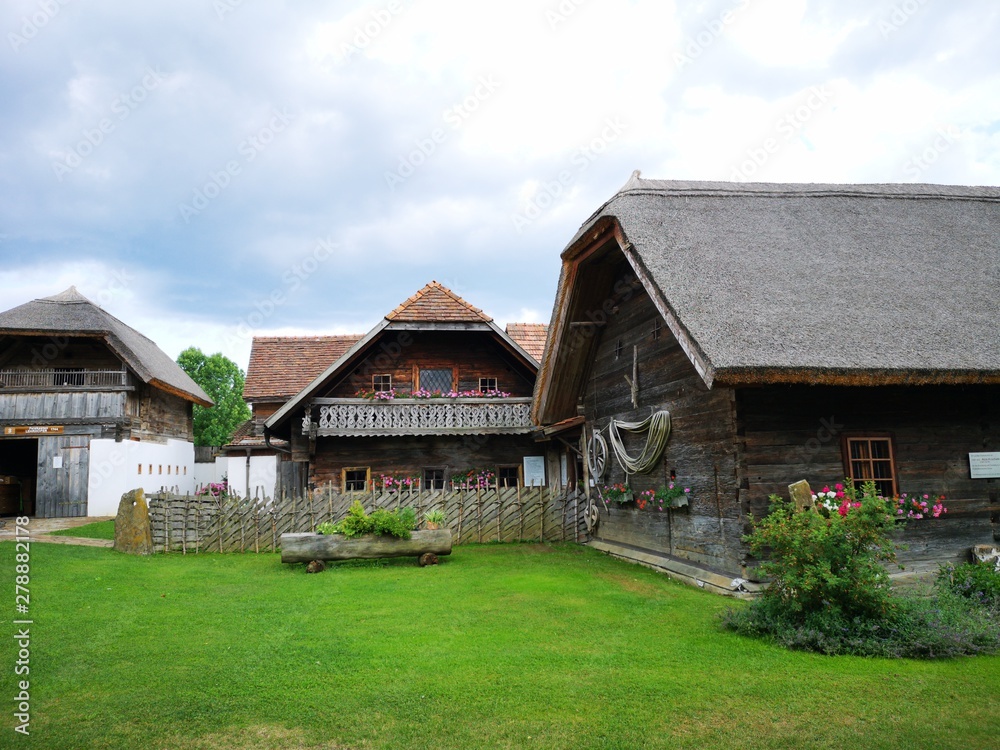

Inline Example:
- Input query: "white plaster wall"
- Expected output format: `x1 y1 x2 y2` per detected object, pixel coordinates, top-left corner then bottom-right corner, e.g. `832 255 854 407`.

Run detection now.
223 455 277 499
87 438 196 516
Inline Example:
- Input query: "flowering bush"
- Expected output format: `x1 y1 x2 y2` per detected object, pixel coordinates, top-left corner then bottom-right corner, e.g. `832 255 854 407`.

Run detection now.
375 473 420 491
896 492 947 519
355 388 512 400
601 483 632 504
636 482 691 510
813 482 948 519
451 467 496 489
197 480 230 499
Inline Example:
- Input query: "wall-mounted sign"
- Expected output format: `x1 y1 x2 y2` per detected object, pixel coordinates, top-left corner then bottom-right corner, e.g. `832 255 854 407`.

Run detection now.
523 456 546 487
970 452 1000 479
3 425 64 436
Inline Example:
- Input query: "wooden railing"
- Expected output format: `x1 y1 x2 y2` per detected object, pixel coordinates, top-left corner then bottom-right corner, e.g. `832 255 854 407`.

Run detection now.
0 369 131 390
303 397 534 436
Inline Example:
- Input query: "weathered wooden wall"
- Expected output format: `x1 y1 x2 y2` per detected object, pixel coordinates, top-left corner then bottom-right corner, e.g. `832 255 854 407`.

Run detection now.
0 336 123 370
0 391 125 422
309 433 546 491
581 273 744 575
147 487 586 553
35 434 91 517
133 385 194 441
324 331 536 397
738 384 1000 572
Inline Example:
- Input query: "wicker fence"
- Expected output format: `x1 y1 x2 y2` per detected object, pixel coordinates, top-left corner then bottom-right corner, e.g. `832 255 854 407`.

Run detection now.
147 486 588 554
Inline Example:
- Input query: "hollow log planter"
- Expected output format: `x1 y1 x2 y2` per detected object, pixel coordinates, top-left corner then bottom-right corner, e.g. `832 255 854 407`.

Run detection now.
280 529 453 565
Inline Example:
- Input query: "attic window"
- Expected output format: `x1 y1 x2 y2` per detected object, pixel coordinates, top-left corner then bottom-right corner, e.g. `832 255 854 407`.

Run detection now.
843 436 897 498
373 374 392 393
653 319 662 340
614 339 623 359
419 368 453 393
479 378 498 393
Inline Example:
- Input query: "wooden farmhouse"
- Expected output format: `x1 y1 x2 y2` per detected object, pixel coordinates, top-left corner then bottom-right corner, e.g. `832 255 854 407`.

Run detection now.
0 287 212 517
264 281 556 493
533 174 1000 592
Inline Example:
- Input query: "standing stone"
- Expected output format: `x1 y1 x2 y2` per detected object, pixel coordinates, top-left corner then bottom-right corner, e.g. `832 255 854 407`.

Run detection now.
788 480 814 512
113 488 153 555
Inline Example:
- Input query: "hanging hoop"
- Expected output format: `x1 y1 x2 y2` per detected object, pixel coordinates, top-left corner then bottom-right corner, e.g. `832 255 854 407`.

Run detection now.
587 430 608 479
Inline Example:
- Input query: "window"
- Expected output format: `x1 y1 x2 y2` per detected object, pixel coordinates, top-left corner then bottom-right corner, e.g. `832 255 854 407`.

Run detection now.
419 368 452 393
373 374 392 392
479 377 498 393
423 468 445 490
498 465 519 488
54 367 84 386
342 467 370 492
844 436 897 497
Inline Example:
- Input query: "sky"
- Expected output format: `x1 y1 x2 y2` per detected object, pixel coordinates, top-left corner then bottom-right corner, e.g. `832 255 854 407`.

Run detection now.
2 0 998 373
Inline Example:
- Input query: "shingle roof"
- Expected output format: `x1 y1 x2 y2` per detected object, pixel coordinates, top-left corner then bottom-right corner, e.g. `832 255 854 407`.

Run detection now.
0 287 212 405
567 173 1000 385
386 280 492 323
244 335 362 400
505 323 548 361
223 418 288 449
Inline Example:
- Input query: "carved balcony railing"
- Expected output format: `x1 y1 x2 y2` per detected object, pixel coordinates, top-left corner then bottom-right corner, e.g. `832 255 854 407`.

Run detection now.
304 397 534 437
0 368 132 391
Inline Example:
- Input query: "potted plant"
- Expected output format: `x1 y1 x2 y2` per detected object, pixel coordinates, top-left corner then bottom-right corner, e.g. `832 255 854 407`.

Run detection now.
602 483 632 504
636 482 691 510
424 509 445 530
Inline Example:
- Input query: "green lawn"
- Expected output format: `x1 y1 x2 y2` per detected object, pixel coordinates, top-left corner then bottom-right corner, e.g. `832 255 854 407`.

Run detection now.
3 542 999 750
46 519 115 540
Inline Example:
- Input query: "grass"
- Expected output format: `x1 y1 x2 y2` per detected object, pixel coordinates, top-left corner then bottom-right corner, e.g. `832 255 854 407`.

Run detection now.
46 520 115 540
2 542 999 749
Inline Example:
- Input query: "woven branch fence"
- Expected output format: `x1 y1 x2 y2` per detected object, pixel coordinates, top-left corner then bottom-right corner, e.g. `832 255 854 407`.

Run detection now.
148 486 588 554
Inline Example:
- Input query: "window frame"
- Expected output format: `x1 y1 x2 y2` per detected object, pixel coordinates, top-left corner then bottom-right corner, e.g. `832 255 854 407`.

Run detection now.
416 367 455 393
841 433 898 497
342 466 371 493
372 374 392 393
422 467 446 491
497 464 520 488
479 377 498 393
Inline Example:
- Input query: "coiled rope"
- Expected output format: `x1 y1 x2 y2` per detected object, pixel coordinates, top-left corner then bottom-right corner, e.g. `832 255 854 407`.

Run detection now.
607 410 671 475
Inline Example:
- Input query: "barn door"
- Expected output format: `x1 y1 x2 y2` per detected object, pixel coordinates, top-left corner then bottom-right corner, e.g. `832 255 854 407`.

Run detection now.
35 436 89 517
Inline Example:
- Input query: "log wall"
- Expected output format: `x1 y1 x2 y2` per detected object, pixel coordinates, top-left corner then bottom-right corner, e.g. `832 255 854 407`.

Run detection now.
324 331 536 397
738 384 1000 572
582 278 745 575
309 433 545 491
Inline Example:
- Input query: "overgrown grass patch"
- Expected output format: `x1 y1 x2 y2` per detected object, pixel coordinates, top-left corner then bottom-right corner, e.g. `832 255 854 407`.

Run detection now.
1 542 998 749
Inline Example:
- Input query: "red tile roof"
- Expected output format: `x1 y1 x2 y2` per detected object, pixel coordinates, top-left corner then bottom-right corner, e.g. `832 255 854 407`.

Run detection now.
386 281 492 323
505 323 548 361
244 335 361 400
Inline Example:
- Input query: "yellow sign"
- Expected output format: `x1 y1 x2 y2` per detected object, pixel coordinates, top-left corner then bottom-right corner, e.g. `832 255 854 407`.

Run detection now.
2 425 65 436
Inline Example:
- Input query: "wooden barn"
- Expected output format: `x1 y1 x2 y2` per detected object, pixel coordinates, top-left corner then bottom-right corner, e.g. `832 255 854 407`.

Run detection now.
533 174 1000 592
264 281 555 492
0 287 212 517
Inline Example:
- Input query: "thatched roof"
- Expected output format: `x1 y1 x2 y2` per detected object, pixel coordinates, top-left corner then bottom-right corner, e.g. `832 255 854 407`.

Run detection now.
565 174 1000 387
0 287 212 406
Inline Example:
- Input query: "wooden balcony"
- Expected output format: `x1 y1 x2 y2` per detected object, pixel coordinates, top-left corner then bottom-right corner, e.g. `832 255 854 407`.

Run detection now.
0 369 132 392
303 397 534 437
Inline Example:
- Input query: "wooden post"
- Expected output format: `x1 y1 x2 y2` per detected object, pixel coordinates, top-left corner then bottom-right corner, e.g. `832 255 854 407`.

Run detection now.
476 486 482 543
181 496 187 555
539 487 545 542
517 485 523 542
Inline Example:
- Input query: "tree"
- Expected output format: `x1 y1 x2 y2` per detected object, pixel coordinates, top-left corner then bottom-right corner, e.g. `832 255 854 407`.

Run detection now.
176 347 251 447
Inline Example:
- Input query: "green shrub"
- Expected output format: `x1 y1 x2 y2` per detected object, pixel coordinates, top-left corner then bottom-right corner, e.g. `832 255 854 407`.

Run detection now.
722 588 1000 658
745 481 897 621
937 562 1000 609
316 501 416 539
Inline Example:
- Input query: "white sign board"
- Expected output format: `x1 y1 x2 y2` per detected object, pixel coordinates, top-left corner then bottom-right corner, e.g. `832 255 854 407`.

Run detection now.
52 456 63 469
523 456 546 487
969 452 1000 479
